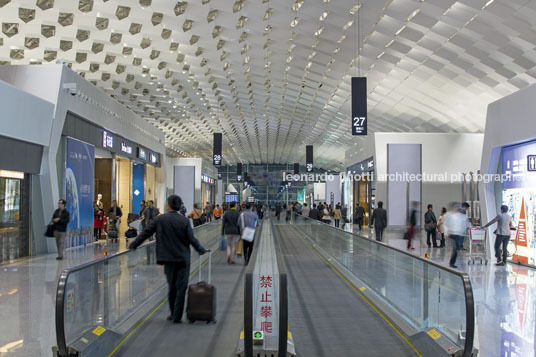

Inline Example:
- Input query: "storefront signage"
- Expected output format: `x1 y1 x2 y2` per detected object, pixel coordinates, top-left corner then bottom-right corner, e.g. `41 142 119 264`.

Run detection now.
347 157 374 174
201 173 215 185
121 142 132 155
351 77 367 136
213 133 222 166
306 145 313 172
528 155 536 172
102 131 114 149
137 147 147 160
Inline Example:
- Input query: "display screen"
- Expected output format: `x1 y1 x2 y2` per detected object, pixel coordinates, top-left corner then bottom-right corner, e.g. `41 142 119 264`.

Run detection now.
501 140 536 266
225 193 239 203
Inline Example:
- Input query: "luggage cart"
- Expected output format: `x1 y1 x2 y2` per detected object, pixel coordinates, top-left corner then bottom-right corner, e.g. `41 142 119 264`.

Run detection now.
467 227 488 265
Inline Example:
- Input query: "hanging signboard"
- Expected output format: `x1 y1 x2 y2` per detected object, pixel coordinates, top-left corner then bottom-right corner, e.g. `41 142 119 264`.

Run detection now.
213 133 222 166
306 146 313 172
351 77 367 136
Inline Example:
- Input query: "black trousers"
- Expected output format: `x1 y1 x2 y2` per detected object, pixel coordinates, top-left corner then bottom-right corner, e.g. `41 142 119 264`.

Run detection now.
164 262 190 322
494 234 510 263
357 217 363 230
426 229 438 247
375 227 384 241
334 219 340 227
449 235 464 266
243 240 254 265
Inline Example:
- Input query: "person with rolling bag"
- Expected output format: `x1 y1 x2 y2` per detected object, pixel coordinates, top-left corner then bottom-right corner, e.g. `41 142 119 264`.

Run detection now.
186 250 216 324
129 195 207 324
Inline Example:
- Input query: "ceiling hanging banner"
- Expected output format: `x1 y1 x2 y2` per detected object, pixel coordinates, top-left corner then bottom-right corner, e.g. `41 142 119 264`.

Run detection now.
351 77 367 136
237 162 242 181
306 146 313 172
213 133 222 166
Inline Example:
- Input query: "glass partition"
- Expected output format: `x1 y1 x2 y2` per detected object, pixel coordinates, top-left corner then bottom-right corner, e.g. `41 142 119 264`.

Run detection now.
55 221 222 357
288 216 474 356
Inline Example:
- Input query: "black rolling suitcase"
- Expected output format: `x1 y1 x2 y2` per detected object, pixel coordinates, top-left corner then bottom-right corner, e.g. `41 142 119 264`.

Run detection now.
186 250 216 324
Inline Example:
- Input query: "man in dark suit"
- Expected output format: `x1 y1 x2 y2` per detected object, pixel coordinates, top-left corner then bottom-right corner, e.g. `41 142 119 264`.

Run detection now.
370 201 388 241
129 195 206 323
309 204 319 221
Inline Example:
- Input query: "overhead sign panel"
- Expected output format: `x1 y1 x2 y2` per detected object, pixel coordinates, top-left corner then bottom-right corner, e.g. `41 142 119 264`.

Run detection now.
351 77 367 136
213 133 222 166
306 146 313 172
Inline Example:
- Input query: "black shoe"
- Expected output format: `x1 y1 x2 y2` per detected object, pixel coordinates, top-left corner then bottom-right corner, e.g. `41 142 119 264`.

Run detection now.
450 264 458 268
495 262 505 266
433 246 438 248
173 320 182 324
56 257 63 260
167 315 173 321
427 244 431 248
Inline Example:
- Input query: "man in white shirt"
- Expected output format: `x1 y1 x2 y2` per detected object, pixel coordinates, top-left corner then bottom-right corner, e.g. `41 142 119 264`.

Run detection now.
445 203 472 268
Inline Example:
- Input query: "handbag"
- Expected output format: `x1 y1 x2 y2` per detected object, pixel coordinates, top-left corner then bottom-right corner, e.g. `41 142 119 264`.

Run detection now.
237 240 243 255
242 227 256 242
424 221 437 232
45 222 55 237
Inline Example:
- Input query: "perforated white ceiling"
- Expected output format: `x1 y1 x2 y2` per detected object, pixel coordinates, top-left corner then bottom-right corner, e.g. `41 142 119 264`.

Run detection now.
1 0 535 169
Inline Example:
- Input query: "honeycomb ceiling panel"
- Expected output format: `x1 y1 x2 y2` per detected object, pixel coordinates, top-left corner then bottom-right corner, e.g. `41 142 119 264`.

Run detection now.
0 0 535 170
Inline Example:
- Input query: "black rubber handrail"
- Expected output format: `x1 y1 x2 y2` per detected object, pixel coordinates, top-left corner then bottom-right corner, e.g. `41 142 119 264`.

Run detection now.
270 220 288 357
54 221 220 357
296 214 475 357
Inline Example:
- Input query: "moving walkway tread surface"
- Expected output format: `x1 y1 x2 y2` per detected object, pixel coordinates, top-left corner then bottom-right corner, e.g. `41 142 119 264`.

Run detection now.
274 224 418 357
114 251 245 357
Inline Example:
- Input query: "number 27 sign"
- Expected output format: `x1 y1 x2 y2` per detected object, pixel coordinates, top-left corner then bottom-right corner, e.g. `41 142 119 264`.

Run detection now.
351 77 367 136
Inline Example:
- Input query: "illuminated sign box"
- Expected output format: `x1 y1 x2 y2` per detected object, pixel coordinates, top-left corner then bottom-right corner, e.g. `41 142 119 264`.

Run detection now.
137 147 147 160
102 131 114 148
121 142 132 154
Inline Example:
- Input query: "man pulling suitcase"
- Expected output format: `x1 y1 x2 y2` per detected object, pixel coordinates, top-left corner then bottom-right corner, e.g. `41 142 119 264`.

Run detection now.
129 195 207 323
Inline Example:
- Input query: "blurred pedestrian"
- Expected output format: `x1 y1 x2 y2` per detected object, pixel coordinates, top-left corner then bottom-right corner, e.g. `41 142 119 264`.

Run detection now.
222 202 240 264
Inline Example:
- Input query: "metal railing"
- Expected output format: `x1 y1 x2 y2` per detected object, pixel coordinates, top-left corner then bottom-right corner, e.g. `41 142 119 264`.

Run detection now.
54 221 221 357
294 214 475 357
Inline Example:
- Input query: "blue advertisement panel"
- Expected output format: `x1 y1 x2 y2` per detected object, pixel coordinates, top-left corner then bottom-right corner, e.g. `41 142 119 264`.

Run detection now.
132 163 145 215
65 137 95 248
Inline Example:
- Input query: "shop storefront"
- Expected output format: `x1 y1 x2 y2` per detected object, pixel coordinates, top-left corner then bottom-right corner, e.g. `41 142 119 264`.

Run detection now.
0 135 44 263
201 173 216 207
347 157 375 226
62 113 162 242
499 140 536 267
0 170 30 263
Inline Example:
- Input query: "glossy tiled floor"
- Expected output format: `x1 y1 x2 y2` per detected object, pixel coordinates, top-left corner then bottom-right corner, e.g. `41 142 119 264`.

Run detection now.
343 223 536 357
0 240 127 356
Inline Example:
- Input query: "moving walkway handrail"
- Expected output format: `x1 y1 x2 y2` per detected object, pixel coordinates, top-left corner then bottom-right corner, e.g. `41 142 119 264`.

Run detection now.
296 214 475 357
54 221 219 357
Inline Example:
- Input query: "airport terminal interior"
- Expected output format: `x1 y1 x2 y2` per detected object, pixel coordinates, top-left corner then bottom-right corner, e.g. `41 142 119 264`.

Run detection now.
1 0 536 356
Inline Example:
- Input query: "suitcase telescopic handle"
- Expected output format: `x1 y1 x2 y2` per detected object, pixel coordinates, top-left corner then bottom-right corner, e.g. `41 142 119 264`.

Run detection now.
199 249 212 284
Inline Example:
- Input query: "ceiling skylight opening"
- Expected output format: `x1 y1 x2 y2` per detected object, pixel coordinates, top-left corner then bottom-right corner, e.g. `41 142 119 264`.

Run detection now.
290 17 301 28
319 11 330 22
395 25 406 36
292 0 304 13
343 20 354 31
337 35 346 43
406 9 420 22
349 3 361 15
314 26 324 36
482 0 494 9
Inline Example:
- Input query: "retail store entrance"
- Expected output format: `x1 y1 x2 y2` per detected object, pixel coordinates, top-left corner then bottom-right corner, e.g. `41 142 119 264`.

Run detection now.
0 170 30 263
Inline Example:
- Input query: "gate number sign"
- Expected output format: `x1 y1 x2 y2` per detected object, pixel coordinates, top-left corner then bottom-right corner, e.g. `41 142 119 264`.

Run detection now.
351 77 367 136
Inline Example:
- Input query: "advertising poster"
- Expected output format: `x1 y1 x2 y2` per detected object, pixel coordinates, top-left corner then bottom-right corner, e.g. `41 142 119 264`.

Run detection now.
502 141 536 266
65 137 95 247
132 163 145 214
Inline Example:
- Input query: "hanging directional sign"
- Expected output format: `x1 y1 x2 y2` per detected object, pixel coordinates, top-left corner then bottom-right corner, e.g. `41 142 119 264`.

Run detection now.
528 155 536 172
213 133 222 166
237 162 243 181
306 146 313 172
351 77 367 136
